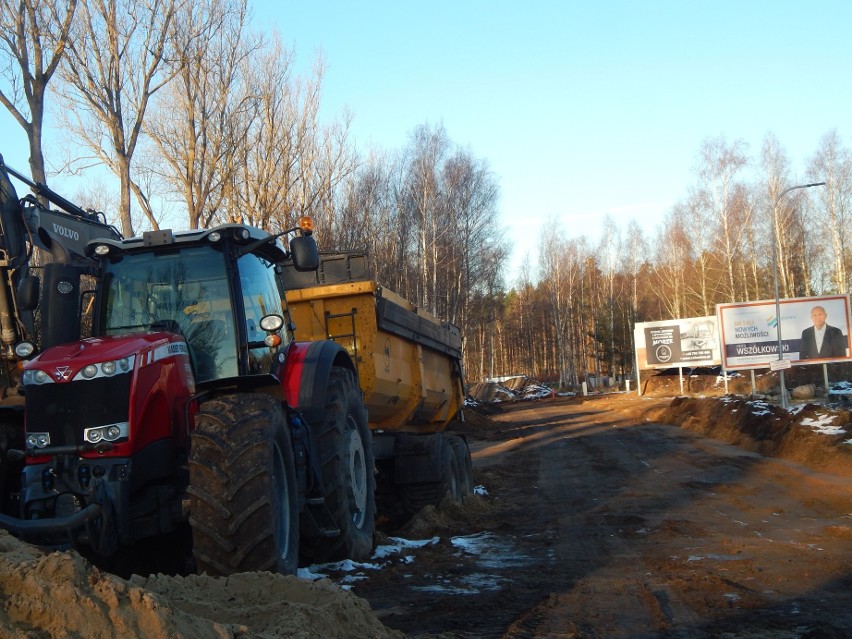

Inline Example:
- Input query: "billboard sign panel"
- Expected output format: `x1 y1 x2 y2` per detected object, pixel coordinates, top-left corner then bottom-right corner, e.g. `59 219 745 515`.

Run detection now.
634 316 721 369
716 295 852 370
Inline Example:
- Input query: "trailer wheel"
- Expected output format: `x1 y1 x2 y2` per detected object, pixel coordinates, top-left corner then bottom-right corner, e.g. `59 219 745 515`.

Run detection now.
448 435 474 497
399 437 462 515
301 367 375 563
188 393 299 576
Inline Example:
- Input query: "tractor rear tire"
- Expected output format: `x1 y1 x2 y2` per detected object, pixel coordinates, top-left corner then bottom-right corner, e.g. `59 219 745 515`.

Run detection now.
188 393 299 576
300 367 375 564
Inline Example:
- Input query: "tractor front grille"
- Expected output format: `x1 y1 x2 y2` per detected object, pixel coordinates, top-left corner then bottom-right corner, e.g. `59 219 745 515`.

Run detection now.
25 374 131 448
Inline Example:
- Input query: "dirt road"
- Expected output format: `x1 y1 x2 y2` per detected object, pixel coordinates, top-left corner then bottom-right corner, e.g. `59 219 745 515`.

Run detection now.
345 396 852 638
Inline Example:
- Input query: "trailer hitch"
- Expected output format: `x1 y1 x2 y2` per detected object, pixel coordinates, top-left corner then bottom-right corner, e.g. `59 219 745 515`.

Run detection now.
6 441 114 460
0 503 102 537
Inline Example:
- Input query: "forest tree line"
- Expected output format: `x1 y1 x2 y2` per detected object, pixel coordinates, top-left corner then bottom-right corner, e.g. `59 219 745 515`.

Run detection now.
2 0 850 389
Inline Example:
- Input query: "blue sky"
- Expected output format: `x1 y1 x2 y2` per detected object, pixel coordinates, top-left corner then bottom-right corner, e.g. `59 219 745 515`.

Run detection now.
266 1 851 283
2 1 850 284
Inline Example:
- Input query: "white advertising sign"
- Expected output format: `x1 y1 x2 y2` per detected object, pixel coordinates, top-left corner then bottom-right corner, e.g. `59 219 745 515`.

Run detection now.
634 316 721 369
716 295 852 370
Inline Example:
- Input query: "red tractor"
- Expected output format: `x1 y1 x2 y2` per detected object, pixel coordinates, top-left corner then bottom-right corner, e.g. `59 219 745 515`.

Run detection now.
0 156 375 575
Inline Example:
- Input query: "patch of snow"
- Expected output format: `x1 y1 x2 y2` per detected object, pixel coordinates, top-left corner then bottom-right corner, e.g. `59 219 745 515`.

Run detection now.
451 531 532 569
303 536 440 582
306 531 535 596
372 536 439 560
830 381 852 396
297 566 327 580
800 413 846 436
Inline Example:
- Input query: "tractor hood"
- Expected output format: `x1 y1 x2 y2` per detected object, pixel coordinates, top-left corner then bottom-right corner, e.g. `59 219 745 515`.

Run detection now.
24 332 188 383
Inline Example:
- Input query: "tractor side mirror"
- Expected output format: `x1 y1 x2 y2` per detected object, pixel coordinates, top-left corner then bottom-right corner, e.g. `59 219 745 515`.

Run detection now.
289 235 320 272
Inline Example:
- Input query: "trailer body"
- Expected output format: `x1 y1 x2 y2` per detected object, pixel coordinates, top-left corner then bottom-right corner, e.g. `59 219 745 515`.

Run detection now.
282 253 472 513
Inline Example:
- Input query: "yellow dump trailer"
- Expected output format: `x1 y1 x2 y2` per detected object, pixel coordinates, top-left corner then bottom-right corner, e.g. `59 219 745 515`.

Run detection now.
286 279 463 434
282 252 472 514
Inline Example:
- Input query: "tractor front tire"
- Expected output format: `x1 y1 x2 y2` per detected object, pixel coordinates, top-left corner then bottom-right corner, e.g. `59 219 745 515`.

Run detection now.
188 393 299 576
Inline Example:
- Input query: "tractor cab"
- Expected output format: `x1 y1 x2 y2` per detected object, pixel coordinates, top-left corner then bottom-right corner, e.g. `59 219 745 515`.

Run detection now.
89 223 317 385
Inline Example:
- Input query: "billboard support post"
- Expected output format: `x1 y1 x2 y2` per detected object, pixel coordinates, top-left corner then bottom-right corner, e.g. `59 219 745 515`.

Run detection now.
634 347 642 397
771 182 825 409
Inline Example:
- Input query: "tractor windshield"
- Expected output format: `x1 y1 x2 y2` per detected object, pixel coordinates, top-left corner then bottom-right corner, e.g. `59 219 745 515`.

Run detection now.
101 245 237 381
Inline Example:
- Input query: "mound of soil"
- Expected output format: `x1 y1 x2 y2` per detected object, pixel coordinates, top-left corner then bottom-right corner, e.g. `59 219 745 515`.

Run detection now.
660 395 852 476
0 531 402 639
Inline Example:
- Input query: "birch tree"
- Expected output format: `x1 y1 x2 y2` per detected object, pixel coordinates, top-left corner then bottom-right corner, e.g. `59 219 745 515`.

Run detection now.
696 135 749 303
760 133 795 298
652 211 690 319
403 123 448 313
807 129 851 294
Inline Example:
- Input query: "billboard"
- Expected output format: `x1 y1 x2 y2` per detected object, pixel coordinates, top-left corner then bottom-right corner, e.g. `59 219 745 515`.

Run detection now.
634 316 721 369
716 295 852 370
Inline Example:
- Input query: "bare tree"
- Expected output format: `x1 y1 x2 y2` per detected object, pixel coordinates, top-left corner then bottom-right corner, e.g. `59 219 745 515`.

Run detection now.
652 211 690 319
760 133 795 298
440 148 501 325
226 40 356 241
807 129 851 294
402 123 449 313
598 215 619 378
696 135 749 303
56 0 183 236
731 184 761 301
145 0 257 229
539 222 581 389
622 219 647 322
0 0 77 187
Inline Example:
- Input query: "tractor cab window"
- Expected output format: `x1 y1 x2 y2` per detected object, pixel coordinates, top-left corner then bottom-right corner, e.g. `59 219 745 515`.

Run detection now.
101 246 238 382
237 252 288 374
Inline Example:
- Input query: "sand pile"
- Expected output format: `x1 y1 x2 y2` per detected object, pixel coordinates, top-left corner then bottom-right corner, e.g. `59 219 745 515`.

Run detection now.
0 530 402 639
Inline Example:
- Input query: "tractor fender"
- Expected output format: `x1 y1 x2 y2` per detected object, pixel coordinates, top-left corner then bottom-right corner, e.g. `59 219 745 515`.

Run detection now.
280 340 357 426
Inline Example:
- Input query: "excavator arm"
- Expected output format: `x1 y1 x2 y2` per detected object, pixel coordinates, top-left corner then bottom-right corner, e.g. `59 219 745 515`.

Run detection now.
0 154 123 393
0 155 122 264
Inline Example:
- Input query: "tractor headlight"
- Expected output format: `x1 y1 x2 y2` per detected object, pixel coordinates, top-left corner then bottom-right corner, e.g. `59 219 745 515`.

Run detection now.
73 356 134 381
26 432 51 449
84 422 129 444
22 369 54 385
15 342 35 358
